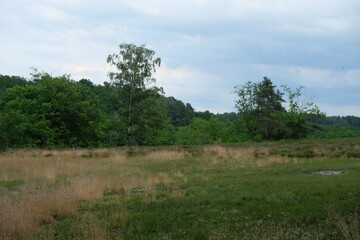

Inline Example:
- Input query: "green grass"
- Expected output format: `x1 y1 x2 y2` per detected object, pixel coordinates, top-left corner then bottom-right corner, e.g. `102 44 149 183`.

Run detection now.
53 159 359 239
1 138 360 239
121 160 358 239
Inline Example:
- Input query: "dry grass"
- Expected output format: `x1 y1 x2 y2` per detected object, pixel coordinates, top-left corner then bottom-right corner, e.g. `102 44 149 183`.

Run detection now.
257 156 288 167
201 145 274 168
0 147 185 239
334 211 360 240
241 222 324 240
70 177 114 201
0 148 174 239
313 146 330 158
0 188 77 239
203 145 271 160
142 150 188 161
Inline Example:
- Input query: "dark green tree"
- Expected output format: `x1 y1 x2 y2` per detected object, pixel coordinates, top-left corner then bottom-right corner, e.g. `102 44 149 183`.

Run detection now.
0 75 28 96
234 77 323 140
164 96 194 127
0 73 104 149
234 77 287 140
215 112 242 122
195 110 215 121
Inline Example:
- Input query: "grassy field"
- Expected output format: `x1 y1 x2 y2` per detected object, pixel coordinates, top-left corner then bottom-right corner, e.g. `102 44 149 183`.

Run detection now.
0 138 359 239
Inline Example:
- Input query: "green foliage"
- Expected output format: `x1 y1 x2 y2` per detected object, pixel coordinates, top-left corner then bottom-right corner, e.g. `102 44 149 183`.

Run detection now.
194 110 215 120
164 96 194 127
133 95 174 146
234 77 287 140
281 85 323 138
324 128 360 139
313 115 360 127
176 118 211 145
143 119 176 146
176 117 229 145
107 43 163 146
0 75 28 96
0 45 358 148
0 73 105 149
215 112 241 122
234 77 323 140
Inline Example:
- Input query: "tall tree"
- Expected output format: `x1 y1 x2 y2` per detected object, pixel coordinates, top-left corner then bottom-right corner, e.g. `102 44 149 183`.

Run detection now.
234 77 323 140
234 77 287 140
107 43 162 146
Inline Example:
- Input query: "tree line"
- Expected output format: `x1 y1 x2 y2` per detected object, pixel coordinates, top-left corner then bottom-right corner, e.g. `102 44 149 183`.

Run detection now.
1 43 359 149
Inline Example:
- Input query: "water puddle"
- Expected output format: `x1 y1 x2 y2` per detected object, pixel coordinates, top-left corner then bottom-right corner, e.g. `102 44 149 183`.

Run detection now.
312 170 350 175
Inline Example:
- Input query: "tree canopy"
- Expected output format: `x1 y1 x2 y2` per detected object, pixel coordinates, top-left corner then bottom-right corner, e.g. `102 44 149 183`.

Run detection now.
106 43 167 146
234 77 323 141
0 44 358 150
0 73 104 149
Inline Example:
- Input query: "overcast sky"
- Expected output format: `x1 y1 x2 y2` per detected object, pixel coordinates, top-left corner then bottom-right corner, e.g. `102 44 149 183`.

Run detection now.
1 0 359 116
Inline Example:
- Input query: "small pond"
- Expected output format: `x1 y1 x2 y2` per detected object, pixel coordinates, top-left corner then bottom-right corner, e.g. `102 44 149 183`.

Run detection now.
312 170 350 175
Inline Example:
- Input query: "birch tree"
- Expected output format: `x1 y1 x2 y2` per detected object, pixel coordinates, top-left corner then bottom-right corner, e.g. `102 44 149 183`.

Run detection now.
107 43 161 146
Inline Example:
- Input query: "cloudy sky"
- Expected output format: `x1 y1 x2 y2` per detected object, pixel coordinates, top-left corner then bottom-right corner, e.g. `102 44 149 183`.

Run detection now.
1 0 359 116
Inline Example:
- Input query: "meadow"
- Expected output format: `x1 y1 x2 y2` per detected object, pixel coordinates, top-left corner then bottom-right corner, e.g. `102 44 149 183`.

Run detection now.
0 138 359 240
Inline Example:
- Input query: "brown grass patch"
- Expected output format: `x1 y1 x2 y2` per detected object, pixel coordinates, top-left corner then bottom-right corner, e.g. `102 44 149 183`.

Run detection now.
0 148 153 239
70 177 114 201
0 148 127 182
257 156 287 167
0 189 77 239
142 150 188 161
203 145 271 161
201 146 272 168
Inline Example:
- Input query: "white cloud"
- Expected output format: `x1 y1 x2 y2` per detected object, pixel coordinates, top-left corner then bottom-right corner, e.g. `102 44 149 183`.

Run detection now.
155 64 221 97
41 0 82 7
288 67 360 88
155 64 235 112
29 4 71 21
234 64 360 88
120 0 359 23
318 103 360 116
61 63 109 83
61 63 107 74
1 0 359 116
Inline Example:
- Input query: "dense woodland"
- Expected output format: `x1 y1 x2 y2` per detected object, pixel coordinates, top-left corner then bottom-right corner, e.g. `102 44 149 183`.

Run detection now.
1 44 359 149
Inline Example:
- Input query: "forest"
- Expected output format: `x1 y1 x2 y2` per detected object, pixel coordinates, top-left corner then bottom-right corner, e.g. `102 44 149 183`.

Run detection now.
1 43 360 150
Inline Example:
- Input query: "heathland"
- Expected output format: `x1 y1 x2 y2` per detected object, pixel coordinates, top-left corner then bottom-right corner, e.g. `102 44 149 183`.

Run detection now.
1 137 359 239
1 43 360 239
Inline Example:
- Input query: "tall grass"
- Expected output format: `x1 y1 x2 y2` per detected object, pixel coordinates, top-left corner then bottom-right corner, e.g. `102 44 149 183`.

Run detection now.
0 188 77 239
0 148 177 239
332 210 360 240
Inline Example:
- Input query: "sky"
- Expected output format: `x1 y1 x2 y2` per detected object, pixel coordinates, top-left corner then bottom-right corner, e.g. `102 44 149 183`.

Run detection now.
1 0 360 116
